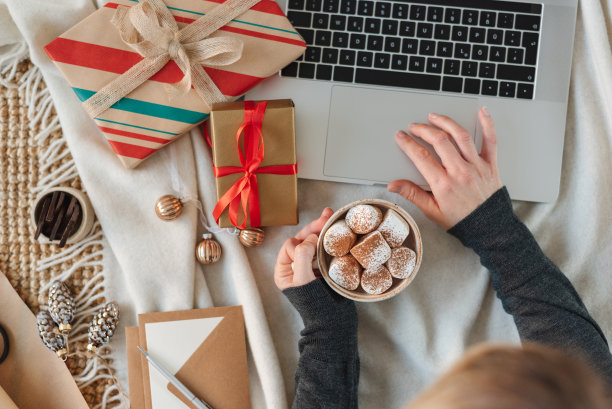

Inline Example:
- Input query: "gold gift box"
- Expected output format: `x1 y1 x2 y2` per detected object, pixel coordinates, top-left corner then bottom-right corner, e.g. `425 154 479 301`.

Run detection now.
208 99 298 228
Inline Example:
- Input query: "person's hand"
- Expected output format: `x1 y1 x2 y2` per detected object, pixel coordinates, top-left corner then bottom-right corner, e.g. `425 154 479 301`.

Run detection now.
274 208 334 291
388 107 502 229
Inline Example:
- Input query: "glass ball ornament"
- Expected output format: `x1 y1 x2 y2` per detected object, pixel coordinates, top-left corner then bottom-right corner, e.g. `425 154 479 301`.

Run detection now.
155 195 183 221
239 228 264 247
196 234 222 264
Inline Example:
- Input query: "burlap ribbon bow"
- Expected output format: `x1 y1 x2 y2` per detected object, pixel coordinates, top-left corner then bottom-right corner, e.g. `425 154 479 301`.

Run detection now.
83 0 261 118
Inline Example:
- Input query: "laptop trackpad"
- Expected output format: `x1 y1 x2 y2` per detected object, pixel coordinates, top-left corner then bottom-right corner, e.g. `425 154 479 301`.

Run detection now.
324 85 480 186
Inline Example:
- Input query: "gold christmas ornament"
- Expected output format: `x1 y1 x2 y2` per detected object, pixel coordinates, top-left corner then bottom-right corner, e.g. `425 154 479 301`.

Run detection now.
239 228 265 247
196 234 222 264
155 195 183 221
36 310 67 359
48 281 74 333
87 302 120 352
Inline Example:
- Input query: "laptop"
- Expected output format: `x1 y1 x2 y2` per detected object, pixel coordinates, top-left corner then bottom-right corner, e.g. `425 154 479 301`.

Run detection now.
246 0 578 202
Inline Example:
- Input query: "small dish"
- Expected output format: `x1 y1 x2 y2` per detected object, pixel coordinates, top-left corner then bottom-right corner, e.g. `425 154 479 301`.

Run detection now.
317 199 423 302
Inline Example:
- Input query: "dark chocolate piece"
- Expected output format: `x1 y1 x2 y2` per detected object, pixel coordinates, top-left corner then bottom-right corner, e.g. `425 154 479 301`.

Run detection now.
35 196 51 240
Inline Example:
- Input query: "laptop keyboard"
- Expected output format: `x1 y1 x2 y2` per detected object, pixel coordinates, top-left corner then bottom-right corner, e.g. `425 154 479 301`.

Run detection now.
283 0 542 99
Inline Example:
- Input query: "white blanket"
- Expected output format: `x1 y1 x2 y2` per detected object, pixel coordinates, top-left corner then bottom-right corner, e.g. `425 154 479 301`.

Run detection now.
1 0 611 408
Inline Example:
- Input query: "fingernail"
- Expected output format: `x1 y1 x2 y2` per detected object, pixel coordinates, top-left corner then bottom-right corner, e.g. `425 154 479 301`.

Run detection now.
482 106 490 116
429 113 438 119
396 130 408 139
387 184 399 193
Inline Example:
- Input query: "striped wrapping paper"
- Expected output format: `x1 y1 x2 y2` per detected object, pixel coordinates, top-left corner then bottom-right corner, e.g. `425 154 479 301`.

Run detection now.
44 0 306 168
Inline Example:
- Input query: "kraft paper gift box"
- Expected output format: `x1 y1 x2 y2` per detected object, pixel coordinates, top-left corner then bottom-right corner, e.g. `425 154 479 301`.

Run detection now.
44 0 306 169
207 99 298 228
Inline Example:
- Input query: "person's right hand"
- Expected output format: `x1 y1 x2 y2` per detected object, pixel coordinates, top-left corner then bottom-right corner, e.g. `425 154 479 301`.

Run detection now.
388 107 502 230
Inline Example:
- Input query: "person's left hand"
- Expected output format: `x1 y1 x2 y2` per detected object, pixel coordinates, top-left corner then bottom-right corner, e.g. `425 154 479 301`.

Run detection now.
274 208 334 291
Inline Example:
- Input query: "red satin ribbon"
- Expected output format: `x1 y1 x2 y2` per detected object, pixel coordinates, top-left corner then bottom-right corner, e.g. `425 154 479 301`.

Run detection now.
210 101 297 228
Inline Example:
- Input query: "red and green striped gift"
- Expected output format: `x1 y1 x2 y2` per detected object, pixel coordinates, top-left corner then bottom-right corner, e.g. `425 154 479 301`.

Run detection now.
44 0 306 169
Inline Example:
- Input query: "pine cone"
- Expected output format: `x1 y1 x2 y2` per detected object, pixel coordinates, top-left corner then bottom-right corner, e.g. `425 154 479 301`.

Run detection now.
36 310 67 358
87 302 119 353
48 281 75 333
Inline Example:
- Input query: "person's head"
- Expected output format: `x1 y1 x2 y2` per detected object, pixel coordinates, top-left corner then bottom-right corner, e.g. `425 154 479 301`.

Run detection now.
407 343 611 409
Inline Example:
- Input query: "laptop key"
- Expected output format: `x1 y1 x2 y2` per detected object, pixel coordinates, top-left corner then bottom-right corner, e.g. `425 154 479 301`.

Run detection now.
393 3 408 19
487 29 503 45
469 28 486 43
464 78 481 94
333 32 349 47
385 37 401 53
399 21 415 37
445 8 461 24
355 68 441 90
462 9 478 25
296 28 314 44
420 40 436 56
427 7 443 22
382 19 399 35
437 42 453 57
288 0 305 10
482 80 498 96
434 24 451 40
497 13 513 29
472 45 488 61
427 58 443 73
316 64 333 80
375 2 391 17
461 61 478 77
517 83 534 99
515 14 541 31
330 15 346 30
452 26 468 42
375 53 391 69
499 81 516 98
480 11 496 27
322 48 339 63
454 44 471 59
358 0 373 16
323 0 339 13
402 38 418 54
442 76 463 93
365 18 380 33
357 51 373 66
288 11 312 28
340 49 356 65
313 13 329 29
341 0 357 14
504 31 521 46
522 32 539 65
305 47 322 62
368 35 384 51
299 62 316 78
497 64 535 82
392 54 408 70
444 59 460 75
490 47 506 62
507 48 524 64
350 33 366 49
333 66 354 82
305 0 322 12
281 62 299 77
479 62 495 78
417 23 433 39
410 5 426 21
409 56 425 72
347 16 363 31
315 30 332 46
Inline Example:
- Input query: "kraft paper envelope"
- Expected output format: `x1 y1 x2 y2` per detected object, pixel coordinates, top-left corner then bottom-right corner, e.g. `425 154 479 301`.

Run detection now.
137 306 250 409
0 386 19 409
0 273 89 409
126 326 146 409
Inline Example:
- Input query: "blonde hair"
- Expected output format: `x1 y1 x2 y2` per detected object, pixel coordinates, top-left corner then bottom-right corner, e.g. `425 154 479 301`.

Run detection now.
408 344 611 409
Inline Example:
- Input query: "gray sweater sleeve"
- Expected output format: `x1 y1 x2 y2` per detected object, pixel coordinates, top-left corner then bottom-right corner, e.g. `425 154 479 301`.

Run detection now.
448 187 612 382
283 278 359 409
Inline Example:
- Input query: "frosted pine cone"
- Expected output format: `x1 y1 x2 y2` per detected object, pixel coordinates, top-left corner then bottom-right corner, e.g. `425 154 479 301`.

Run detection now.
87 302 119 353
48 281 75 333
36 310 67 358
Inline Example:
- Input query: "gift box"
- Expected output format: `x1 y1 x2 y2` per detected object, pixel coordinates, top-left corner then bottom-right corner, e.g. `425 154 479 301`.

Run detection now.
207 100 298 228
44 0 306 169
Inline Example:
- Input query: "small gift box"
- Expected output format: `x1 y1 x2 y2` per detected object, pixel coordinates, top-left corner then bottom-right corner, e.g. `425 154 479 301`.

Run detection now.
207 100 298 228
44 0 306 168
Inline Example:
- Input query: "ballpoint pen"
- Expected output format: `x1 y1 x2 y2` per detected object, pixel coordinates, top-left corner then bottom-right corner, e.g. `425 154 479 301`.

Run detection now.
138 346 214 409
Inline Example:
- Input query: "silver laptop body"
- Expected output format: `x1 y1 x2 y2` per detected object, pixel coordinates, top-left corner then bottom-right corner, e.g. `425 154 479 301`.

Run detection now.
247 0 578 202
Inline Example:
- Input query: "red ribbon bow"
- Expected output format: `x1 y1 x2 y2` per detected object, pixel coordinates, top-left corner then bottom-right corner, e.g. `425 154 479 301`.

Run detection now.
211 101 297 229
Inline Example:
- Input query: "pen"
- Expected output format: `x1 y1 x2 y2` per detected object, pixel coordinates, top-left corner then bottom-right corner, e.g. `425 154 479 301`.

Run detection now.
138 346 213 409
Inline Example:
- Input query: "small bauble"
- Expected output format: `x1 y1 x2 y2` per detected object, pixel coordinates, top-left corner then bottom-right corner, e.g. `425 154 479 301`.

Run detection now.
36 310 67 358
87 302 120 352
196 234 222 264
155 195 183 221
239 228 264 247
48 281 74 333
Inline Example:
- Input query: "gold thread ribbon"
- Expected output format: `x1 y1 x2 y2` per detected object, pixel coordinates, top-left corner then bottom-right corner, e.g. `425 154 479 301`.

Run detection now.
83 0 261 118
